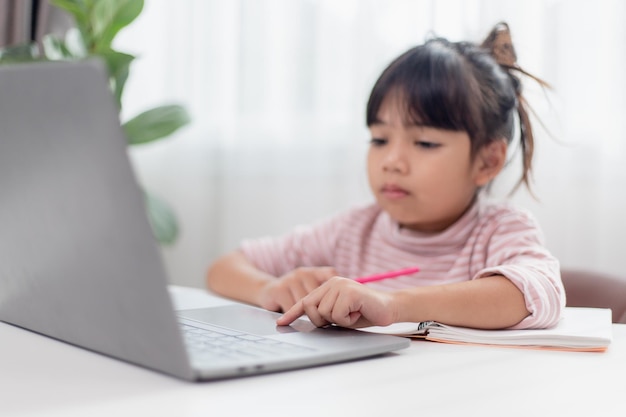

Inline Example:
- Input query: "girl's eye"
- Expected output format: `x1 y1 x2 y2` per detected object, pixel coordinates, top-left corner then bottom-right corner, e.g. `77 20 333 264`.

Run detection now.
370 138 387 146
414 140 440 149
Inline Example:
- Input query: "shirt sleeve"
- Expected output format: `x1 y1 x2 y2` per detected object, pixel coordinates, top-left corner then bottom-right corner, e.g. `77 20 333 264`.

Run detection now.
239 209 353 277
473 208 566 329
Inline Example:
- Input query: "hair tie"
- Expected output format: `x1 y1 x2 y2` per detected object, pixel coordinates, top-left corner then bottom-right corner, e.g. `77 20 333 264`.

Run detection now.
481 22 517 67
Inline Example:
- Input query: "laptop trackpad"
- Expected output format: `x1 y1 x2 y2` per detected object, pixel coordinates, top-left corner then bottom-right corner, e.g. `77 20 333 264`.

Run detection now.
177 304 317 335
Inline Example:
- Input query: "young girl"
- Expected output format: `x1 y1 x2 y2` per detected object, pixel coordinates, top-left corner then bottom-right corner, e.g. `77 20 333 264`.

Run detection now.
206 23 565 330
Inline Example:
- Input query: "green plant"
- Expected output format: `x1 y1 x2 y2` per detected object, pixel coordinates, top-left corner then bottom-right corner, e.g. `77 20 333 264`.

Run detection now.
0 0 189 245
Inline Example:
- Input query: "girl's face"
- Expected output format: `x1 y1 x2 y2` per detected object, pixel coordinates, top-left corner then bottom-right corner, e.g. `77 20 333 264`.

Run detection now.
367 94 497 233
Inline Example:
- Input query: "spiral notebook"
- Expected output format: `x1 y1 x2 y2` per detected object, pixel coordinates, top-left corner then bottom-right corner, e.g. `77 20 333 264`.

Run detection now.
361 307 613 352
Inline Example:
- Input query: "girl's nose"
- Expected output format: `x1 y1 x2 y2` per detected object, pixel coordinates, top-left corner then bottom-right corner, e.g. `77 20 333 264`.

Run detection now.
382 145 409 173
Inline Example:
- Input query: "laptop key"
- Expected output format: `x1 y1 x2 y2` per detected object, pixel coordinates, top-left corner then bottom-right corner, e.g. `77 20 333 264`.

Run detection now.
180 321 313 360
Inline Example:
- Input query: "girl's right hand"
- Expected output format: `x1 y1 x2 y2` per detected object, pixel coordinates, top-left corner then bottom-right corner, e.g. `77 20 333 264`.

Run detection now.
258 267 337 313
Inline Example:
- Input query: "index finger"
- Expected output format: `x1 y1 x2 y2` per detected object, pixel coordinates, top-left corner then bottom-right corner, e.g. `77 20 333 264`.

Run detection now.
276 300 305 326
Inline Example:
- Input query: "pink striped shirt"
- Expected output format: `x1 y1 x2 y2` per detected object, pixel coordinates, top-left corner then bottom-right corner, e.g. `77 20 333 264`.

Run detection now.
240 200 565 329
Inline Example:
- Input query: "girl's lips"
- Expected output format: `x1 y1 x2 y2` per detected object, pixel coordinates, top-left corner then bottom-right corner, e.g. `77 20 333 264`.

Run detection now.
381 185 409 199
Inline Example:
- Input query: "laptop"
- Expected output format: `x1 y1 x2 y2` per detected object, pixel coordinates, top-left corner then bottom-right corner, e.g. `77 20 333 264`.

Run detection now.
0 59 409 381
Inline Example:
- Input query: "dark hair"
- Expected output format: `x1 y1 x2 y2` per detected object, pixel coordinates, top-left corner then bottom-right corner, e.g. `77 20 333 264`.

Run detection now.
366 23 547 192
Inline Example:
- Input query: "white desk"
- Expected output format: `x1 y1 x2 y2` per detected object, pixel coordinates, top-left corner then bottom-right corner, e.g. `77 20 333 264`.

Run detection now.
2 286 625 417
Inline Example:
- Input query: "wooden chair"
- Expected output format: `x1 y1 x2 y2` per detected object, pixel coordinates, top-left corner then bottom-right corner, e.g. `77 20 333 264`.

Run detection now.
561 268 626 324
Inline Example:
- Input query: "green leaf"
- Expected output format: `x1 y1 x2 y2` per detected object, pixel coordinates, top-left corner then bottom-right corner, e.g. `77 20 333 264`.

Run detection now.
42 35 74 60
63 28 88 58
0 43 40 62
98 50 135 109
123 105 191 145
144 191 179 245
50 0 90 24
50 0 93 46
92 0 144 51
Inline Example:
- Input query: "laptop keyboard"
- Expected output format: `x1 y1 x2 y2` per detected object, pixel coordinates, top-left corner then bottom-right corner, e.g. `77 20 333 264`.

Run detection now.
180 322 313 364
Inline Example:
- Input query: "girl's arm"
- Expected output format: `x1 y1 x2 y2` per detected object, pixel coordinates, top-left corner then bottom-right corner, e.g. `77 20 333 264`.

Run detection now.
206 251 276 307
207 250 337 312
277 274 528 329
393 274 529 328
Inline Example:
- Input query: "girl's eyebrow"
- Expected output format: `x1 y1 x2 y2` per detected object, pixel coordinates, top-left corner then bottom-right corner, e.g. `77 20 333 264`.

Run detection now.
369 117 423 128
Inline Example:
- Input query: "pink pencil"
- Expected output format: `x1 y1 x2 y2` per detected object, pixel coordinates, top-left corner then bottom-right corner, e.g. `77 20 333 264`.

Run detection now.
355 266 420 284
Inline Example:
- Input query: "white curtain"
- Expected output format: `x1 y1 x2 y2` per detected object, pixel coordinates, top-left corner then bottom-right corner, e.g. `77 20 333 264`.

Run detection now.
115 0 626 288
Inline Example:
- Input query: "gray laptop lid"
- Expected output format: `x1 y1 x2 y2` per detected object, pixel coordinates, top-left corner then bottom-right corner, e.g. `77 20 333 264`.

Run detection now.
0 60 409 382
0 59 194 380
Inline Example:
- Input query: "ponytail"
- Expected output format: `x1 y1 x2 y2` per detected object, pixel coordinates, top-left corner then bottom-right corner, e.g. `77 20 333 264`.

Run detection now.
481 22 550 193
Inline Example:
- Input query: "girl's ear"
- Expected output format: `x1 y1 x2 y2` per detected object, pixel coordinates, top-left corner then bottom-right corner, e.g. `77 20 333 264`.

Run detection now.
474 139 507 186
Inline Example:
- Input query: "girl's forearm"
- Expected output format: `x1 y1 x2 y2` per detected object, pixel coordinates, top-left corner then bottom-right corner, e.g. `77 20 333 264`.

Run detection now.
392 275 530 329
206 250 274 306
